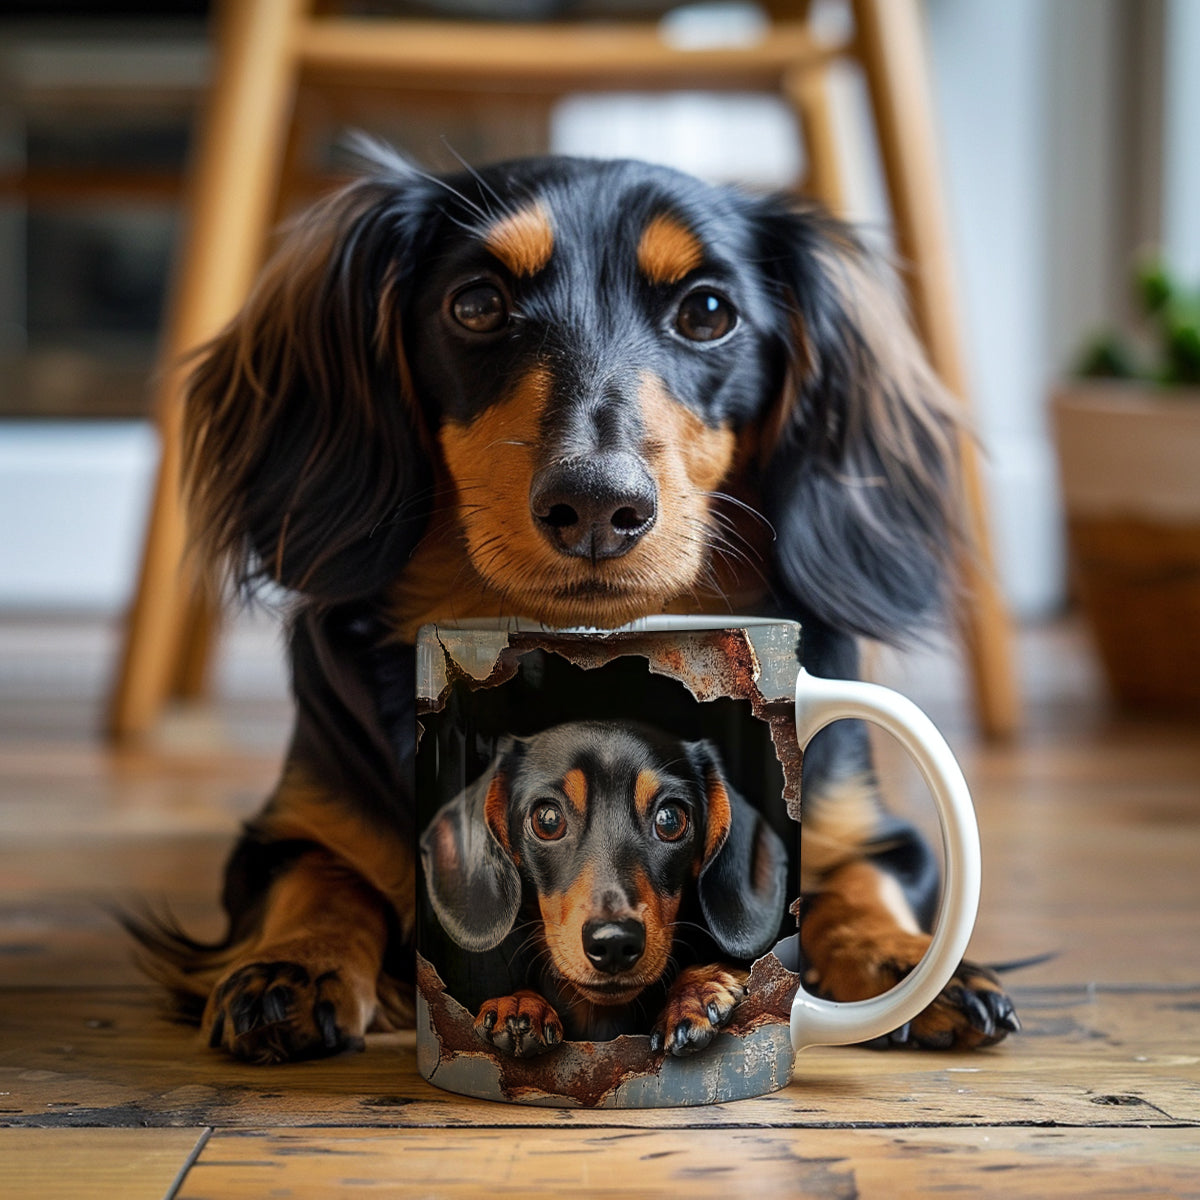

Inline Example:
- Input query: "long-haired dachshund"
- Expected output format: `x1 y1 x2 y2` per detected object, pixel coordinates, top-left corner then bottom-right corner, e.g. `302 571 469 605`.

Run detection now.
421 721 788 1057
127 148 1019 1063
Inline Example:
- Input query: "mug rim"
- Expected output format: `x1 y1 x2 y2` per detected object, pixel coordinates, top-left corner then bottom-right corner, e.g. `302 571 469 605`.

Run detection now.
421 614 795 635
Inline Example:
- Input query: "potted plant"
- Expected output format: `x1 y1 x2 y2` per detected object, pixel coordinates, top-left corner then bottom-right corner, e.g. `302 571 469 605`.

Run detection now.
1053 262 1200 709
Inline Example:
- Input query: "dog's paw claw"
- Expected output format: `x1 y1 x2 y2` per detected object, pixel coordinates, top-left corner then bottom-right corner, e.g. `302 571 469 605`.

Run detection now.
817 942 1021 1051
653 965 748 1057
203 959 369 1064
903 960 1019 1050
474 991 563 1057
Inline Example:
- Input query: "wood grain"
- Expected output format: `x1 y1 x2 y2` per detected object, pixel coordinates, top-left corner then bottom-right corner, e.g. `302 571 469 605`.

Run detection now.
293 16 838 92
177 1127 1200 1199
0 1128 205 1200
1 986 1197 1129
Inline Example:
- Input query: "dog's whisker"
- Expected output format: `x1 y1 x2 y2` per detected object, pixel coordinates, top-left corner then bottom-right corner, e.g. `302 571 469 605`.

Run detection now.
438 138 507 222
668 919 717 940
705 490 778 538
704 533 768 580
395 158 494 226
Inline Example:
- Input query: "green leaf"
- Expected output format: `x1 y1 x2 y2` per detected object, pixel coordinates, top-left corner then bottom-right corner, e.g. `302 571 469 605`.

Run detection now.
1075 333 1139 380
1164 316 1200 385
1136 260 1174 316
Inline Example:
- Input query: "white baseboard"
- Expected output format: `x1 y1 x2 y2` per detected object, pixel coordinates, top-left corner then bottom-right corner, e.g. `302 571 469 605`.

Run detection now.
0 420 156 611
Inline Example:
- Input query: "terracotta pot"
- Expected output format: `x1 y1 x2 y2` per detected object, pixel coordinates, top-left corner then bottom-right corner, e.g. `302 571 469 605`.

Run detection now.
1053 382 1200 709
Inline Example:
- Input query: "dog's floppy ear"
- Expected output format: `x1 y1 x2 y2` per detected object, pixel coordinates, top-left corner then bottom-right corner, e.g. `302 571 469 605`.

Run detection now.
752 200 967 643
691 740 788 960
182 158 437 602
419 753 522 953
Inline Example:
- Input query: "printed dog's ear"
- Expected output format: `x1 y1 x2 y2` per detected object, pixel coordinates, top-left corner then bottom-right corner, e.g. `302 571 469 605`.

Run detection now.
752 200 967 644
691 741 788 960
419 757 522 953
183 158 437 602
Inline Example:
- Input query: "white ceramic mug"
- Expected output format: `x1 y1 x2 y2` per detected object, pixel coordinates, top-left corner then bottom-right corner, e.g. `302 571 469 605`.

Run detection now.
415 616 979 1107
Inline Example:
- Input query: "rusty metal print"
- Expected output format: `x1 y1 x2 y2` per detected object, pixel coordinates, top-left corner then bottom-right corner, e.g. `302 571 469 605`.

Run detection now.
415 621 804 1108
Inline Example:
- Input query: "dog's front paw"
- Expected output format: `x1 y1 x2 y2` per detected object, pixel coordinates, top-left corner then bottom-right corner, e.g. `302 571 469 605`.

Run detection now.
887 956 1020 1050
204 956 372 1064
651 964 749 1057
474 990 563 1057
807 930 1020 1050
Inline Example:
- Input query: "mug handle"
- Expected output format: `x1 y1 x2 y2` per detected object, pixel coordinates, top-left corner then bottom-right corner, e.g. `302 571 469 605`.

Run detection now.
789 669 981 1051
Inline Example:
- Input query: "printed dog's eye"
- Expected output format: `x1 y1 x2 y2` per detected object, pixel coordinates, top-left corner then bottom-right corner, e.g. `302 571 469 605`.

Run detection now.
675 289 736 342
653 803 689 842
451 283 509 333
531 801 567 841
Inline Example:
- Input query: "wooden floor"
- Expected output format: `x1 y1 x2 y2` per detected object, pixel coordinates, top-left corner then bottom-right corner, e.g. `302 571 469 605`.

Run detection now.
1 614 1198 1198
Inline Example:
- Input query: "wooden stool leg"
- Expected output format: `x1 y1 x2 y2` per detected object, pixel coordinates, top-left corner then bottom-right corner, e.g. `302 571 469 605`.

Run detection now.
852 0 1021 739
171 588 219 701
785 61 846 212
107 0 308 741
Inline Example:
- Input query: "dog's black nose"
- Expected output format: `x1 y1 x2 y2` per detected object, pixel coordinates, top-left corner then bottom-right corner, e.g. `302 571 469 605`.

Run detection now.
530 454 657 561
582 918 646 974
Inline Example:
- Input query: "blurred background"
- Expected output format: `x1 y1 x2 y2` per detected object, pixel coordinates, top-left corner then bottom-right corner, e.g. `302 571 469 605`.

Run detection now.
0 0 1195 726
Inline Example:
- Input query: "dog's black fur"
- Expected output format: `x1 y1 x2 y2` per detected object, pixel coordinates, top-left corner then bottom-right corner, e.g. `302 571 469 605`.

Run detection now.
127 151 1018 1062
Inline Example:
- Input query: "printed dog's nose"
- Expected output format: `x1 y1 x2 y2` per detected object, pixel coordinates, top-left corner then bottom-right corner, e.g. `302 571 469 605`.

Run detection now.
530 454 657 561
582 918 646 974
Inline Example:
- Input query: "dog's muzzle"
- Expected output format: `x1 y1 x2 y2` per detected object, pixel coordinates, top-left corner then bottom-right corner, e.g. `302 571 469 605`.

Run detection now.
531 453 657 561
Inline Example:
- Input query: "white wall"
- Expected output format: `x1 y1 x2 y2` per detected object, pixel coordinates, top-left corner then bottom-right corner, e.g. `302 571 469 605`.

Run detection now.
0 421 155 609
925 0 1064 618
1163 0 1200 279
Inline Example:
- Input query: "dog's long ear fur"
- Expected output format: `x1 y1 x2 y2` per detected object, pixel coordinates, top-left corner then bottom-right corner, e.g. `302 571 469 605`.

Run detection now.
419 755 523 953
691 741 788 960
753 202 967 643
183 166 437 601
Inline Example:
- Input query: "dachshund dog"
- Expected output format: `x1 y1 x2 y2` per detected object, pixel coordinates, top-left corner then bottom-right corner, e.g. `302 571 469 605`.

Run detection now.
420 721 788 1057
127 148 1019 1063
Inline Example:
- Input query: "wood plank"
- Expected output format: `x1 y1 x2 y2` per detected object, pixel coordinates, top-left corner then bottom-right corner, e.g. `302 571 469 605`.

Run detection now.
0 1127 206 1200
177 1126 1200 1199
293 18 841 92
1 986 1197 1129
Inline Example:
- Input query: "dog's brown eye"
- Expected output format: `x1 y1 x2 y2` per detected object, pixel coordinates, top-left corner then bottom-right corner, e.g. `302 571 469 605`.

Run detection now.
451 283 508 333
654 803 689 842
675 290 736 342
532 801 567 841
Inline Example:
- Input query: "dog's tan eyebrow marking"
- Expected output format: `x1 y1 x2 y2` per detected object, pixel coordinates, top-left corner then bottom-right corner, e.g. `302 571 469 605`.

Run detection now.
634 769 661 818
637 213 704 285
561 767 588 815
483 203 554 277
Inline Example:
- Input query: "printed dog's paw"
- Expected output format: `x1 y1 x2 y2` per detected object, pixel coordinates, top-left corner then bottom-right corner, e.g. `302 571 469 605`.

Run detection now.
808 931 1021 1050
651 964 750 1057
474 990 563 1058
204 958 371 1064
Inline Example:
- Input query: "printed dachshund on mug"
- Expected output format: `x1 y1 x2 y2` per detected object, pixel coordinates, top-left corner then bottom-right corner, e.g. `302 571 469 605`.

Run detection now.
420 721 788 1057
125 148 1019 1063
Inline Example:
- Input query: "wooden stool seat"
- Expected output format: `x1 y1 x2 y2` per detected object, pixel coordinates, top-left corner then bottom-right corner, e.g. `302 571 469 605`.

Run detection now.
294 17 837 90
108 0 1019 741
